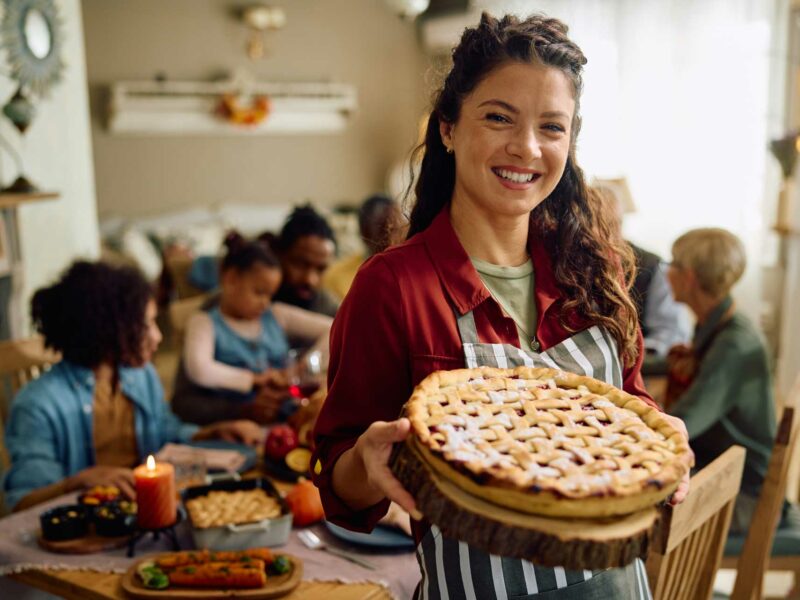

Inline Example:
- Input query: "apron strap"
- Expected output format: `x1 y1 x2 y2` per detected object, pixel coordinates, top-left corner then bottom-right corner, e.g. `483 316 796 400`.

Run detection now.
455 309 480 345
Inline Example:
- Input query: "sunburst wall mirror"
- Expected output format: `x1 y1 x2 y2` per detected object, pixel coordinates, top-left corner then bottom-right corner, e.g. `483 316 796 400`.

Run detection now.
1 0 65 97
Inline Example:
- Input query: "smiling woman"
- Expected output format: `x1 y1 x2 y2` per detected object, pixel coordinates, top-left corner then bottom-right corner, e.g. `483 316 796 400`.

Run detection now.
313 12 689 599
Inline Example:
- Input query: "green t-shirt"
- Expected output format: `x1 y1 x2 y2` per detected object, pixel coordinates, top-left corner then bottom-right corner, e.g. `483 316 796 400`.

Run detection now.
471 256 537 349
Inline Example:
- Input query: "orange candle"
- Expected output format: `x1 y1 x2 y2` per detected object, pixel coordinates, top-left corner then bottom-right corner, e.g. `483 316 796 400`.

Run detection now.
134 455 176 529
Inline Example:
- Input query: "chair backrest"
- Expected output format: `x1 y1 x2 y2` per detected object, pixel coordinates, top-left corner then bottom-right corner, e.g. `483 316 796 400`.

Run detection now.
164 254 206 300
646 444 746 600
0 336 60 471
0 336 60 398
729 375 800 600
168 294 209 344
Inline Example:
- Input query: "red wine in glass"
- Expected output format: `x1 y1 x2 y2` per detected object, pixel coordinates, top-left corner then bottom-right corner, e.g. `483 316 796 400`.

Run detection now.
289 381 321 399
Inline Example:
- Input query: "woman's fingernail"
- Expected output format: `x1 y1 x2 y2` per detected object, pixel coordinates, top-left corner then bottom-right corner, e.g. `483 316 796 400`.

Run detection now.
410 508 423 520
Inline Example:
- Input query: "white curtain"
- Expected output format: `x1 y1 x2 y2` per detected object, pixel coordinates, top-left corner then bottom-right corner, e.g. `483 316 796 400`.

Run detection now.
470 0 786 326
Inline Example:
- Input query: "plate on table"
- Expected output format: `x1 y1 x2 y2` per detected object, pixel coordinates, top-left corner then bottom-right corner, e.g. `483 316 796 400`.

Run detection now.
263 447 311 482
121 550 302 599
183 440 258 473
324 520 415 549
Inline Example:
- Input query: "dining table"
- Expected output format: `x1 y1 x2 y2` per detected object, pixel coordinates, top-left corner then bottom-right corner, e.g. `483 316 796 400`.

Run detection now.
1 459 417 600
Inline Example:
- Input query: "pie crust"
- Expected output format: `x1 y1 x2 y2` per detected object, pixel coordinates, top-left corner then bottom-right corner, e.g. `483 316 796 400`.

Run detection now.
404 366 693 518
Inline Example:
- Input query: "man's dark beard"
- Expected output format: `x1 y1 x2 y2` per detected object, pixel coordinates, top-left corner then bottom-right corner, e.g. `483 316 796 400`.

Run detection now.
274 281 316 310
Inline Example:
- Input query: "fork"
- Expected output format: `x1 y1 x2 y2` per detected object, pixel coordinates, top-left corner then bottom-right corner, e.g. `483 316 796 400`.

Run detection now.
297 529 377 570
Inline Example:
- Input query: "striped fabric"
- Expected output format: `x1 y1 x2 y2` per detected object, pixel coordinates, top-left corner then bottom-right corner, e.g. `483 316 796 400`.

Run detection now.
411 312 652 599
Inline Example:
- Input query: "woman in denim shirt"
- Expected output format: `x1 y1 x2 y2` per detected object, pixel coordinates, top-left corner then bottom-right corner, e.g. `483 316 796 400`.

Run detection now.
3 261 261 511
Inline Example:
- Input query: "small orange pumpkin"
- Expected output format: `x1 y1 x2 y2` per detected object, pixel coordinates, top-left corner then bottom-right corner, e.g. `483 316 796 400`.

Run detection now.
285 478 324 527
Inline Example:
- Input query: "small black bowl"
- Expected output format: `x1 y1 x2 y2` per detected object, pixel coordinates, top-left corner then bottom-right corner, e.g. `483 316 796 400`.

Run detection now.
93 502 137 537
40 505 89 541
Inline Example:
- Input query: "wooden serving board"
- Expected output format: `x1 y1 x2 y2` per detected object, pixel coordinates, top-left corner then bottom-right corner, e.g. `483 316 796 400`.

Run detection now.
391 438 661 570
120 555 303 600
37 529 130 554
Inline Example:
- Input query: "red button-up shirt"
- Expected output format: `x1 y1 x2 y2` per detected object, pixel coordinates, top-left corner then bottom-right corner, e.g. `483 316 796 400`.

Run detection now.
312 208 654 534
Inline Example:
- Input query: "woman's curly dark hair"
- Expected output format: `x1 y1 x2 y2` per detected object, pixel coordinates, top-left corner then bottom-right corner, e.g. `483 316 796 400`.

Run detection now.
31 261 154 368
406 12 639 366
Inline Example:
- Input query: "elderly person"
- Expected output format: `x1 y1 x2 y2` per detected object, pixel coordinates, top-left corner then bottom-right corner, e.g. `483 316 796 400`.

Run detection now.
666 228 775 534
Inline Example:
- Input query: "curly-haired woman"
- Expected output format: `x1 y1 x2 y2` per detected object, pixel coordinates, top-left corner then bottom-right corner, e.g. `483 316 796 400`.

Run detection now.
3 261 261 512
312 12 689 598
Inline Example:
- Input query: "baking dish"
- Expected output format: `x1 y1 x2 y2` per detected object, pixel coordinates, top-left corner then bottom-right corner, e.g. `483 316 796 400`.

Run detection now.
181 476 292 550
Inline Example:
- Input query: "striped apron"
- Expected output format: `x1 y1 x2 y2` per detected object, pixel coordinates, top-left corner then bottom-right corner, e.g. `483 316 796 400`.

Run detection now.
413 310 652 599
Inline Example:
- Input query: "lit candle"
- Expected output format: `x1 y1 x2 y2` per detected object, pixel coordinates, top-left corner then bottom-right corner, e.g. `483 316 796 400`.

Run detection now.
134 455 176 529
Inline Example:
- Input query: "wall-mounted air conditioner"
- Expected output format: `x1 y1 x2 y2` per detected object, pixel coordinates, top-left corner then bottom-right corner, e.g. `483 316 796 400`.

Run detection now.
419 8 475 55
108 79 358 136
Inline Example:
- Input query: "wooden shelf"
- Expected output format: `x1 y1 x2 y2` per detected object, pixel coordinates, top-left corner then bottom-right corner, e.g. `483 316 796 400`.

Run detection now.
0 192 59 209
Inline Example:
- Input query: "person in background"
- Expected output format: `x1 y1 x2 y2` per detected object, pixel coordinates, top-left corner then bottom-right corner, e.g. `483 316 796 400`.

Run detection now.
3 261 261 512
322 194 402 302
666 228 775 534
269 205 339 320
172 233 332 425
594 183 691 359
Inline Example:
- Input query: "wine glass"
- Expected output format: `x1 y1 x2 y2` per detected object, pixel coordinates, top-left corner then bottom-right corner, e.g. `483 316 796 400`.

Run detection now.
286 349 323 405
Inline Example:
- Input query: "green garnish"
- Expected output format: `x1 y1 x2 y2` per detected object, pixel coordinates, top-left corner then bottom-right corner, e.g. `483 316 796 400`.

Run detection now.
269 555 291 575
138 564 169 590
183 566 196 574
241 555 251 562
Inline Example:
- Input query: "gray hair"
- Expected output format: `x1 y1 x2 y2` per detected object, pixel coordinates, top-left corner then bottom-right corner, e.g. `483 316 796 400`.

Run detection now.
672 228 746 297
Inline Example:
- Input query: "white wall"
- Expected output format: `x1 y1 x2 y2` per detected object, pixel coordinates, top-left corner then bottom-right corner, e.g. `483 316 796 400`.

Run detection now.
0 0 99 332
82 0 428 219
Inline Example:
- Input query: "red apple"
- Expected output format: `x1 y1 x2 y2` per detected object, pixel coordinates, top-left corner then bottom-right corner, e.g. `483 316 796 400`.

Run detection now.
264 425 299 461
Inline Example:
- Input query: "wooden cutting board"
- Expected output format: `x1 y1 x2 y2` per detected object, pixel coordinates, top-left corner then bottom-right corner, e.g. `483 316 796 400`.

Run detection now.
38 530 130 554
120 555 302 599
391 437 662 570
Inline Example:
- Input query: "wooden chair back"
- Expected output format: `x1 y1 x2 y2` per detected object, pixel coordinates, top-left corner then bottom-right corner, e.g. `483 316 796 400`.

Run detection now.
0 336 60 399
728 375 800 600
0 336 60 471
646 445 746 599
168 294 209 345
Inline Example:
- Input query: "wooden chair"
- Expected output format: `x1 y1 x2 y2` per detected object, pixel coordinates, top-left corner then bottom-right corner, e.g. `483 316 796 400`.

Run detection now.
0 336 60 404
168 293 210 344
646 445 746 599
0 336 60 470
719 374 800 600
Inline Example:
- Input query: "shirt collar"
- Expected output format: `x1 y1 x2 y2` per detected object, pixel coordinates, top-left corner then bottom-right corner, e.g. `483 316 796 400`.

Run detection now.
61 360 147 408
694 295 734 349
419 206 562 317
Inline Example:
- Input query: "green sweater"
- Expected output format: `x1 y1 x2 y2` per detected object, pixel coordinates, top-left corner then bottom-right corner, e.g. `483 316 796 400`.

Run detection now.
670 296 775 494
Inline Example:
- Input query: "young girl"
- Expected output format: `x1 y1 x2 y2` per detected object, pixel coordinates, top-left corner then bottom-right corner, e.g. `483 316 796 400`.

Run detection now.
172 233 332 425
3 261 260 512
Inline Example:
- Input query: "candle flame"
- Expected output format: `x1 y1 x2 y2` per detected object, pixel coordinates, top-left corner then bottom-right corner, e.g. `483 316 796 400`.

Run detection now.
146 455 156 470
795 136 800 154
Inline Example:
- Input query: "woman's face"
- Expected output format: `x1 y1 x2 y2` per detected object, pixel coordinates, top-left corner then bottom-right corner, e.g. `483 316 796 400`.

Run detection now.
138 299 162 365
440 61 575 220
222 263 282 320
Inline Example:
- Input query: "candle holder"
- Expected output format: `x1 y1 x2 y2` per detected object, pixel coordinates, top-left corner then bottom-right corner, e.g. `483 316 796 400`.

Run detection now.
126 509 183 558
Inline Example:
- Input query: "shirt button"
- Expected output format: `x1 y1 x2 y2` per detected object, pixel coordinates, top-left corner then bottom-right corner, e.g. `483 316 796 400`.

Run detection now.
83 404 92 414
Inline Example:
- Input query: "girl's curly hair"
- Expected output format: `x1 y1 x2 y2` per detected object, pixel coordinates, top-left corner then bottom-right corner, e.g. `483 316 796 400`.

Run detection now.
406 12 639 365
31 261 154 368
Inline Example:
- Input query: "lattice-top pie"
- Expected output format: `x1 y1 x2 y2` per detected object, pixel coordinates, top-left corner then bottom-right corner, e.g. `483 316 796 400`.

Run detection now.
405 366 693 518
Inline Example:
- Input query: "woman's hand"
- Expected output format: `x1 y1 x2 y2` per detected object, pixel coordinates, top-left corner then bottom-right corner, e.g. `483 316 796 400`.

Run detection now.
195 420 264 447
353 418 421 520
68 466 136 499
664 414 691 505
